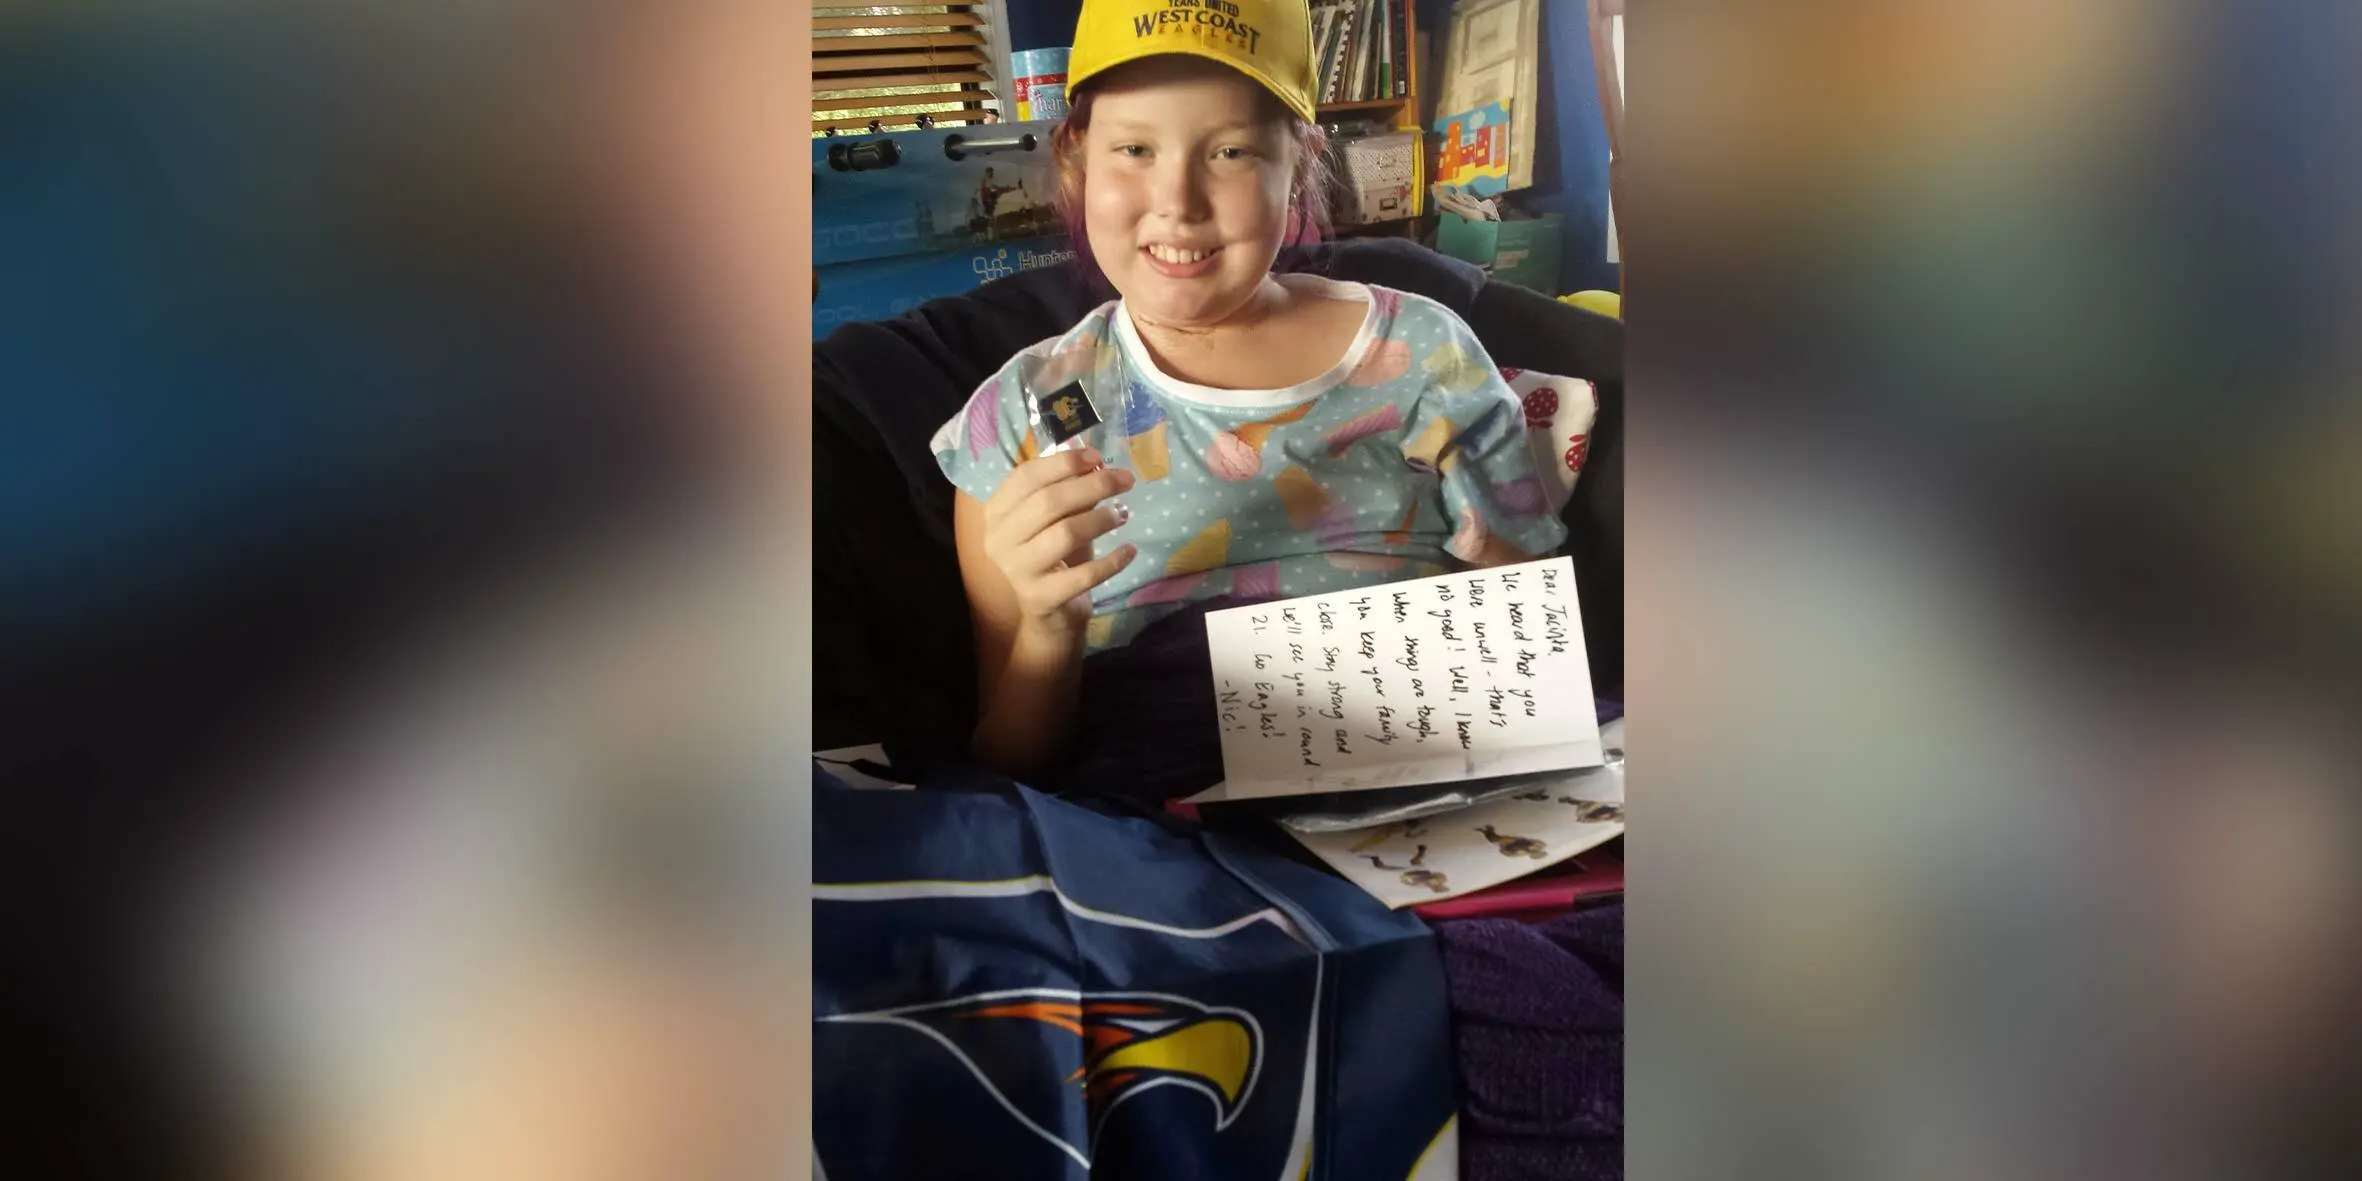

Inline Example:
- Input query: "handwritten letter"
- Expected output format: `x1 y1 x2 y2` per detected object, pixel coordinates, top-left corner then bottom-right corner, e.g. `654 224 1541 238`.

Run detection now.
1201 557 1603 800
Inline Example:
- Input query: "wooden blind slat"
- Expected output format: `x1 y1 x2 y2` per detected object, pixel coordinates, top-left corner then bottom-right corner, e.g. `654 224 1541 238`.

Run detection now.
811 87 986 114
809 4 998 139
813 13 984 31
815 69 991 93
812 31 985 54
811 2 986 11
813 49 989 76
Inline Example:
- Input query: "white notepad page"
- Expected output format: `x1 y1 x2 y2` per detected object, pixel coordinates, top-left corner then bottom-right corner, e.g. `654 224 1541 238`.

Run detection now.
1192 556 1603 802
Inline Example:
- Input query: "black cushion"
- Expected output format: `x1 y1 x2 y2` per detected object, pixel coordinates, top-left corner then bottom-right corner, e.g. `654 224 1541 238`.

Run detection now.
813 238 1622 755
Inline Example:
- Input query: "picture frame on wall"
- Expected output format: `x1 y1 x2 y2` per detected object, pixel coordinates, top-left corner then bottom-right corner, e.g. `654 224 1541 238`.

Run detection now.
1433 0 1541 192
1589 0 1624 266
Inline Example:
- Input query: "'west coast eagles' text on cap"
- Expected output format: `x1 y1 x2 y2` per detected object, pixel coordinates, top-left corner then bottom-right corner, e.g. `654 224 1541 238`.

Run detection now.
1066 0 1317 124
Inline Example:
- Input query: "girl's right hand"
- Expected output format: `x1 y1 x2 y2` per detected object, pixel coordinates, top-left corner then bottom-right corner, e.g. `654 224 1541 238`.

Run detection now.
979 447 1139 634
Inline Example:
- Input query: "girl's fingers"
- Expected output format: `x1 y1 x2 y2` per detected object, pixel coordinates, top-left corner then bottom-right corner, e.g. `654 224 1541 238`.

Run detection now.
999 464 1133 547
1043 542 1139 604
985 448 1101 522
1011 503 1130 575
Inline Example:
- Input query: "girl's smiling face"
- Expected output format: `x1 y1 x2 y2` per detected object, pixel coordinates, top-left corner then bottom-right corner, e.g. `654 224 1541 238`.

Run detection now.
1076 56 1300 329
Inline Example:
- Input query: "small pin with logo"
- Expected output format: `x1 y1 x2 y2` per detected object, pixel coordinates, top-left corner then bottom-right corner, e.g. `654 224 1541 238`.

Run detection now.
1035 381 1102 448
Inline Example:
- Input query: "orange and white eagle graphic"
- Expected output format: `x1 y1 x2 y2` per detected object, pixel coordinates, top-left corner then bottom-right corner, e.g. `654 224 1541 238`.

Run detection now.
820 987 1265 1167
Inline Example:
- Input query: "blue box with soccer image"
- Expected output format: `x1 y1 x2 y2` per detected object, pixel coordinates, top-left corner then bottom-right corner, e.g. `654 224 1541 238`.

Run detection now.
814 120 1065 263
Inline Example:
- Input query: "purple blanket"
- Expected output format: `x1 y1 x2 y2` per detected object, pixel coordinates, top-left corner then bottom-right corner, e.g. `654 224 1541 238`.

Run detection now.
1432 905 1625 1181
1041 598 1251 805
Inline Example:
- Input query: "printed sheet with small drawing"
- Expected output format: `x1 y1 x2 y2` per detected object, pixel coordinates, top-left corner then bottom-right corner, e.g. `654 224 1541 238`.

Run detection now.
1286 718 1625 907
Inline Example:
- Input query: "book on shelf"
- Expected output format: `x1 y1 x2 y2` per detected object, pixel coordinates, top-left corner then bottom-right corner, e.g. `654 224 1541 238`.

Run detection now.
1338 4 1362 104
1351 0 1374 102
1315 0 1417 111
1316 2 1353 105
1395 0 1412 97
1312 2 1339 86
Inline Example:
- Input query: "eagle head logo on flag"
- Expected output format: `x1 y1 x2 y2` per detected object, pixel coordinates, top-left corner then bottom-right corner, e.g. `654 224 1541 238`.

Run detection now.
821 987 1266 1164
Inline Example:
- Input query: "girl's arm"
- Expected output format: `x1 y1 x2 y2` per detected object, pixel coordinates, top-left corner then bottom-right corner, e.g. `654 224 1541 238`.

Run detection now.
956 492 1085 776
952 453 1136 778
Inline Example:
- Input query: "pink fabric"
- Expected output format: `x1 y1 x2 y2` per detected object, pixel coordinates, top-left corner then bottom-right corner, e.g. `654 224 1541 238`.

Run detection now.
1413 845 1624 921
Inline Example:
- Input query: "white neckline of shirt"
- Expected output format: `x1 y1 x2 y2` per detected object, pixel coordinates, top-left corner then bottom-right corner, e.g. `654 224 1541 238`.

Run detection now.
1109 274 1382 410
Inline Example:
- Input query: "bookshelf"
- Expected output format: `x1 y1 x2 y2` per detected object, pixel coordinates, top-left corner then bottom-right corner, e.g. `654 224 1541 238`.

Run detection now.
1318 99 1408 117
1311 0 1421 131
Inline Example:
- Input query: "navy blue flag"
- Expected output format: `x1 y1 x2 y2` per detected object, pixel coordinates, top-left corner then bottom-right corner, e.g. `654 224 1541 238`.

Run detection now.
814 769 1460 1180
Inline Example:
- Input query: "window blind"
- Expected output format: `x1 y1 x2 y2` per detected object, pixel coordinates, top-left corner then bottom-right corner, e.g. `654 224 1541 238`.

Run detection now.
813 2 1006 136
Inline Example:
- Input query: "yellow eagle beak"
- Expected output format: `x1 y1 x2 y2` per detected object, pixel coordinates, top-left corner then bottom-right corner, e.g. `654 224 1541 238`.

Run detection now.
1086 1017 1254 1107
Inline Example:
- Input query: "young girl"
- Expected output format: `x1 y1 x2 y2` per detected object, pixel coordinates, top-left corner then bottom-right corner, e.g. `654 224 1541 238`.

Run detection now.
932 0 1565 788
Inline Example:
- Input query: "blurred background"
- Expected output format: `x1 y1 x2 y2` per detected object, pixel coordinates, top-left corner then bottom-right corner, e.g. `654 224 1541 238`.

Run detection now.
1626 1 2361 1180
8 1 2360 1179
5 2 811 1178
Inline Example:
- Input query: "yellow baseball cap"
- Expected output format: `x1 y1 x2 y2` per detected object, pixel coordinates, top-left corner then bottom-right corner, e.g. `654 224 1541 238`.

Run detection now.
1067 0 1317 124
